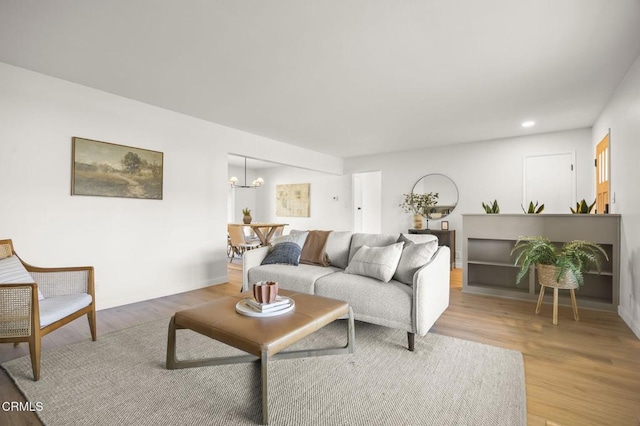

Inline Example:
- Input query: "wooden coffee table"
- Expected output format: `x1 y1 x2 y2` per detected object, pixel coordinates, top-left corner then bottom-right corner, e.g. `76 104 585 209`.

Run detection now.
166 289 355 425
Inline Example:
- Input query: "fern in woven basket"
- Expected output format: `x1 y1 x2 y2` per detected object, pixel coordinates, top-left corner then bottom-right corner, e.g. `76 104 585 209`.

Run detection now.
510 236 609 287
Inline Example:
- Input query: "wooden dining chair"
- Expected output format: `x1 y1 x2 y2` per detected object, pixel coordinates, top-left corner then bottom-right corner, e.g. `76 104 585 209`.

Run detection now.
227 225 261 262
0 239 96 380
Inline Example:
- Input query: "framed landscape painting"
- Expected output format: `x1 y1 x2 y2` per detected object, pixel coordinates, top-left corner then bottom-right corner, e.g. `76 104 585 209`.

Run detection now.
71 137 163 200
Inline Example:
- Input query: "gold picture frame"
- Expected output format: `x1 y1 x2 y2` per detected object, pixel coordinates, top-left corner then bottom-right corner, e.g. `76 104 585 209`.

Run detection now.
71 137 163 200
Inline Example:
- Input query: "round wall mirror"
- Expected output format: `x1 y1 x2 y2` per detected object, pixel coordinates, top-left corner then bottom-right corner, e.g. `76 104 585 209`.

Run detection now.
411 173 459 219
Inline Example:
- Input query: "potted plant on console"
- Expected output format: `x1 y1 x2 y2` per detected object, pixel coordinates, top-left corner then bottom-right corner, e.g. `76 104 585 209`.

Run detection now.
510 236 609 324
399 192 438 229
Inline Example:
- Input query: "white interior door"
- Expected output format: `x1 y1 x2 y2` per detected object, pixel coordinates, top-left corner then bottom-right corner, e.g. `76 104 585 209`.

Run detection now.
352 174 363 232
523 152 575 214
352 171 381 233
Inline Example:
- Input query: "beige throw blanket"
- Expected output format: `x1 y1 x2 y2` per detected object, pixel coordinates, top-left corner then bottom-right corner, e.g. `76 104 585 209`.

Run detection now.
300 230 332 266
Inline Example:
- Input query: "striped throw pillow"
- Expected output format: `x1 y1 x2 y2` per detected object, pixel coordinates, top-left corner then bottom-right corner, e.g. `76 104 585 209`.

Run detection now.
0 255 44 300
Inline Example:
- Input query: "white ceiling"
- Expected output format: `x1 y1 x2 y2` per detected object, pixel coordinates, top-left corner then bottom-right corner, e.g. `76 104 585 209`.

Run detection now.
1 1 639 158
228 154 279 170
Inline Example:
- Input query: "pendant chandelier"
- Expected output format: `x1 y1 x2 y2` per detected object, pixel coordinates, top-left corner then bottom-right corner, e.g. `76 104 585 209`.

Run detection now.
228 157 264 188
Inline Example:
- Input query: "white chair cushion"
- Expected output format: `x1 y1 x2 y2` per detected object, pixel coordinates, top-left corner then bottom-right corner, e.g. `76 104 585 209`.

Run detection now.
39 293 92 328
0 255 44 300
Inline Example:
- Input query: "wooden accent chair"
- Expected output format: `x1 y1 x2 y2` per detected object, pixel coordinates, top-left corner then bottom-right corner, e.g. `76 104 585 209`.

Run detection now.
227 225 261 262
0 239 96 380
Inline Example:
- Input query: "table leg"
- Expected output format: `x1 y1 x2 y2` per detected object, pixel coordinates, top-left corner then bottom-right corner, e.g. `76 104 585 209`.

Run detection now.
264 226 278 245
166 307 355 424
252 227 268 246
553 287 559 325
535 286 546 314
271 306 355 360
261 350 269 425
570 289 580 321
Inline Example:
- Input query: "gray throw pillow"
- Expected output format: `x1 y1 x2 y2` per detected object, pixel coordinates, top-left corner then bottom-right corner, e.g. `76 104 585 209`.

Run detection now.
0 255 44 300
261 242 302 266
397 233 438 245
344 242 403 283
393 239 438 285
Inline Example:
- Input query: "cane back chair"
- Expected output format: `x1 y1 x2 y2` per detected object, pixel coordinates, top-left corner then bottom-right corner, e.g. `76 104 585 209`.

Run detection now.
0 239 96 380
227 225 261 262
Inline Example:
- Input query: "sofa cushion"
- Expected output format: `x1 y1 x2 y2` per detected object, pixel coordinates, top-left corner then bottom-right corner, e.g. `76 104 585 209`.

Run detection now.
325 231 352 269
0 255 44 300
261 242 302 266
345 242 403 282
315 272 412 330
300 230 332 266
39 293 92 327
248 264 342 294
393 239 438 285
348 233 399 264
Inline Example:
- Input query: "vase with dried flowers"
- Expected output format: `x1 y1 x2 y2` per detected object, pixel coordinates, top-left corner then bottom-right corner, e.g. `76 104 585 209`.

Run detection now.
399 192 439 229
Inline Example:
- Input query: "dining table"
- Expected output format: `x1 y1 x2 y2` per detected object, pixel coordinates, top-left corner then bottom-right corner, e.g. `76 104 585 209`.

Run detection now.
228 223 289 246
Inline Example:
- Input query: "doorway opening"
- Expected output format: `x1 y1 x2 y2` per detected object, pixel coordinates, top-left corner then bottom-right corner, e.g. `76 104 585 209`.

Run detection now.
596 131 610 214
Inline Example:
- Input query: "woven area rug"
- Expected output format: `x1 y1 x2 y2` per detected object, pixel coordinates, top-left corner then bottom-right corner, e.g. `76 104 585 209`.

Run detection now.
2 318 526 425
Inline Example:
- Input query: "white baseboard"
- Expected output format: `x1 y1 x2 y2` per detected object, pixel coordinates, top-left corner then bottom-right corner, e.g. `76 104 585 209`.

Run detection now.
96 274 228 311
618 304 640 340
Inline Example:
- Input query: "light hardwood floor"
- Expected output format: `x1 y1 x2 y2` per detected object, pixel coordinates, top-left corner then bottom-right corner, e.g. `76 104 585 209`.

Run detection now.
1 265 639 425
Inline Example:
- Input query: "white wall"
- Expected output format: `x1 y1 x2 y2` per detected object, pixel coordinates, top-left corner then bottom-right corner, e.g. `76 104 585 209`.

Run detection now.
255 166 351 232
345 128 594 263
593 54 640 338
0 62 343 309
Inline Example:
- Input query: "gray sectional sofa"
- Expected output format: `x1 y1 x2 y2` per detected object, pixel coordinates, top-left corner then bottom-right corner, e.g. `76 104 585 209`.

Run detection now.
242 232 450 350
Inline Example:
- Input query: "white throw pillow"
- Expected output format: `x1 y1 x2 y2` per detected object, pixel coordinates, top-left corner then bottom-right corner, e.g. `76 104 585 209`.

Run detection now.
393 240 439 285
272 231 309 248
345 242 404 283
0 255 45 300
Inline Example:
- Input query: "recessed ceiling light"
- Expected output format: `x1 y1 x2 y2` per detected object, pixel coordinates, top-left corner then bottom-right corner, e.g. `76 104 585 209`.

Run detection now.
522 121 535 128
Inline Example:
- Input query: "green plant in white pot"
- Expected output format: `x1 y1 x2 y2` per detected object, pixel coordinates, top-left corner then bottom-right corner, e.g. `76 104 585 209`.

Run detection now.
511 236 609 288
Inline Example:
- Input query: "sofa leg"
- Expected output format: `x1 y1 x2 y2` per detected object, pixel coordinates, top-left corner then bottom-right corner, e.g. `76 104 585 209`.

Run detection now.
407 332 415 351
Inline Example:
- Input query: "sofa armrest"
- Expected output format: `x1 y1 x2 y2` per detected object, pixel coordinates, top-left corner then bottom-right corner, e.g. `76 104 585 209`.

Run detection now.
412 246 450 336
242 247 271 291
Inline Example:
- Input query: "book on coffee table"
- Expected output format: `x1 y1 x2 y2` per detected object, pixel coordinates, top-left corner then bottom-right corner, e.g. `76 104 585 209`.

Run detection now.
244 296 291 312
236 297 295 317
